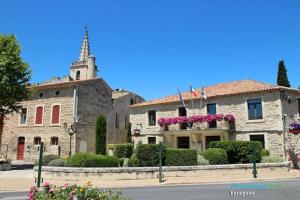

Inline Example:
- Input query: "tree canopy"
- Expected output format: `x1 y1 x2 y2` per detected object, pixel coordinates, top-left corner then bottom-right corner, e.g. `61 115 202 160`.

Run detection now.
0 34 31 117
277 60 290 87
95 115 106 155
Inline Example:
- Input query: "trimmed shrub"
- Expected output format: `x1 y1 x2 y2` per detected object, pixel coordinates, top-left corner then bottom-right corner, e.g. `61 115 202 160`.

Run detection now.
209 141 263 163
261 149 270 157
165 148 197 166
136 144 162 167
113 143 133 158
202 148 228 165
261 156 283 163
128 156 140 167
66 153 119 167
35 155 60 166
95 115 106 155
197 154 209 165
47 159 65 167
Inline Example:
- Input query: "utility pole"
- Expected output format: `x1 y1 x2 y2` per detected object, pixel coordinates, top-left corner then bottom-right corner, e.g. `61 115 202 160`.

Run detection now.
36 142 44 187
252 142 257 178
158 142 163 183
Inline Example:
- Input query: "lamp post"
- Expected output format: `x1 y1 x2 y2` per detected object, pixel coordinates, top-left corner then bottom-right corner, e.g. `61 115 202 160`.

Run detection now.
63 122 76 157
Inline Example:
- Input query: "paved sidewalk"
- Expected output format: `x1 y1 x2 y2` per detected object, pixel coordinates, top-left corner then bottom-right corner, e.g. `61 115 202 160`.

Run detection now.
1 169 300 192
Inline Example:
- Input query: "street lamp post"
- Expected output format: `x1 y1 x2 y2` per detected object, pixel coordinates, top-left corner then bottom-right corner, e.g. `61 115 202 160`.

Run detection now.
63 122 76 157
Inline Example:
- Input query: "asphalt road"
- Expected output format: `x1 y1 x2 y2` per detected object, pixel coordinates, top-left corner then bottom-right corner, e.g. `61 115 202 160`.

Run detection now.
1 179 300 200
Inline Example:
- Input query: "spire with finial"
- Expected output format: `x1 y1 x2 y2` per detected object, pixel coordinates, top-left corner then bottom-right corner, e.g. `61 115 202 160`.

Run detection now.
79 26 91 61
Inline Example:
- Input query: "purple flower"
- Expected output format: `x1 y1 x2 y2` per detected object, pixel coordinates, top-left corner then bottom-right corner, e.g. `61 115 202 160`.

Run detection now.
290 122 300 130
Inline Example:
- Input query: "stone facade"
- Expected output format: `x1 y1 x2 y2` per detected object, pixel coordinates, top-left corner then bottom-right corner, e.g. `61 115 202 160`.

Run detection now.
130 84 300 159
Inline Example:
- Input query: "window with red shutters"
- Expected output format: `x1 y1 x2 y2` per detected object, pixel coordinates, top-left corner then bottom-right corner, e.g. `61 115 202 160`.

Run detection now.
52 105 60 124
35 106 43 125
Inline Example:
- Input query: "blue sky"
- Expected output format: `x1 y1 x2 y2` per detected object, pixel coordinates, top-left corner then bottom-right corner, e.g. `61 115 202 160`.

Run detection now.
1 0 299 100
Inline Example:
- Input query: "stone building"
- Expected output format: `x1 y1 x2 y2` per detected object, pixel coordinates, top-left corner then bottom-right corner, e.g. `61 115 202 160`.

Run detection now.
0 28 144 161
129 80 300 158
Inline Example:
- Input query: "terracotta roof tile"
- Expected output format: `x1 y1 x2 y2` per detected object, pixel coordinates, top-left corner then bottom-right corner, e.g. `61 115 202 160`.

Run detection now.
129 80 299 108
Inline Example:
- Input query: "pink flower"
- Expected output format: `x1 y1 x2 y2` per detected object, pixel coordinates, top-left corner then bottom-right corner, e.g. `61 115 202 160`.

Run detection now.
42 182 49 187
63 183 69 189
49 188 55 193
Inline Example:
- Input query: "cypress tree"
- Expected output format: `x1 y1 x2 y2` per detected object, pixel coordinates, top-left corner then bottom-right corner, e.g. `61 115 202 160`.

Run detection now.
277 60 291 87
126 122 132 143
95 115 106 155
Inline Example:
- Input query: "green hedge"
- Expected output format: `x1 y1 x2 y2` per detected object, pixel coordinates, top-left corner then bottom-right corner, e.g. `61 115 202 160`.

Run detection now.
202 148 228 165
35 154 60 166
209 141 262 163
66 153 120 167
113 143 133 158
165 148 197 166
136 144 162 167
261 149 270 157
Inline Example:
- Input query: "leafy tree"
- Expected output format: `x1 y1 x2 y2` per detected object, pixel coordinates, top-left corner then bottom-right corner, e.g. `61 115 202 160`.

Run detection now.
0 34 31 117
95 115 106 155
126 122 132 143
277 60 290 87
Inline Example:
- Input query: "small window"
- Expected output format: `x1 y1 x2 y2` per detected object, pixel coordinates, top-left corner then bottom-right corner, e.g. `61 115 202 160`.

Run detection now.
35 106 44 125
207 103 217 128
148 137 156 144
250 134 265 149
20 108 27 125
177 137 190 149
247 99 263 120
115 113 119 129
148 110 156 126
50 137 59 145
298 99 300 115
51 105 60 124
76 71 80 80
55 91 60 96
34 137 41 145
39 93 44 97
130 98 134 105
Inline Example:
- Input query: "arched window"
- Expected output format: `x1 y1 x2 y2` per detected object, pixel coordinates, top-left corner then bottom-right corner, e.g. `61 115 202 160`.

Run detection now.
35 106 44 125
51 105 60 124
76 71 80 80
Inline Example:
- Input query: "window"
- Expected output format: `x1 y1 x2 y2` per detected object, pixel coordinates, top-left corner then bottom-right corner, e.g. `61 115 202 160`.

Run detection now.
50 137 59 145
130 98 134 105
177 137 190 148
20 108 27 125
51 105 60 124
33 137 41 145
250 134 265 149
298 99 300 115
35 106 44 125
178 107 187 129
247 99 263 120
148 137 156 144
39 93 44 98
76 71 80 80
207 103 217 128
148 110 156 126
55 91 60 96
115 113 119 129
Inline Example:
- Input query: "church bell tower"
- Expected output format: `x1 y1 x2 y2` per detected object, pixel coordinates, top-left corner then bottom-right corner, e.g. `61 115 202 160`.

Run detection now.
70 26 97 81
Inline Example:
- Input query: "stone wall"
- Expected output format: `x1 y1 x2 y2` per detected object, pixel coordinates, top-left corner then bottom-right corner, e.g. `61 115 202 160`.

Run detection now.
35 162 291 182
75 79 113 153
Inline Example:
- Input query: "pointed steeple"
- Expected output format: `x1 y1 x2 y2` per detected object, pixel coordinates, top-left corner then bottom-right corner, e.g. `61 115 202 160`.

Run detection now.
79 26 91 61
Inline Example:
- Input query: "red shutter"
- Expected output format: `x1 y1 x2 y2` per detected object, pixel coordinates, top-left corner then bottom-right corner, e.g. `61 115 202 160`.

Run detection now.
52 105 60 124
35 106 43 124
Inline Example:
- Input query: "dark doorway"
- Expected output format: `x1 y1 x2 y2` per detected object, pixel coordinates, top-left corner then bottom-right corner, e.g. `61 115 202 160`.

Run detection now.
17 137 25 160
205 136 220 149
178 107 187 130
177 136 190 148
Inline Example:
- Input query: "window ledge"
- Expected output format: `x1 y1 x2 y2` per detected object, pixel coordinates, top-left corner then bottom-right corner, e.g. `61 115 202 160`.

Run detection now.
50 124 61 127
247 119 265 123
34 124 43 127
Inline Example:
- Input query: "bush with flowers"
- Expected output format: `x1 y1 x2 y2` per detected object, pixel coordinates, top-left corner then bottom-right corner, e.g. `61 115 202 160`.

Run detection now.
27 181 129 200
157 113 235 128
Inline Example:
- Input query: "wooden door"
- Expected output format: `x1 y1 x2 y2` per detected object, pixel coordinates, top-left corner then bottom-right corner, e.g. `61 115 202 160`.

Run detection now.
17 137 25 160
